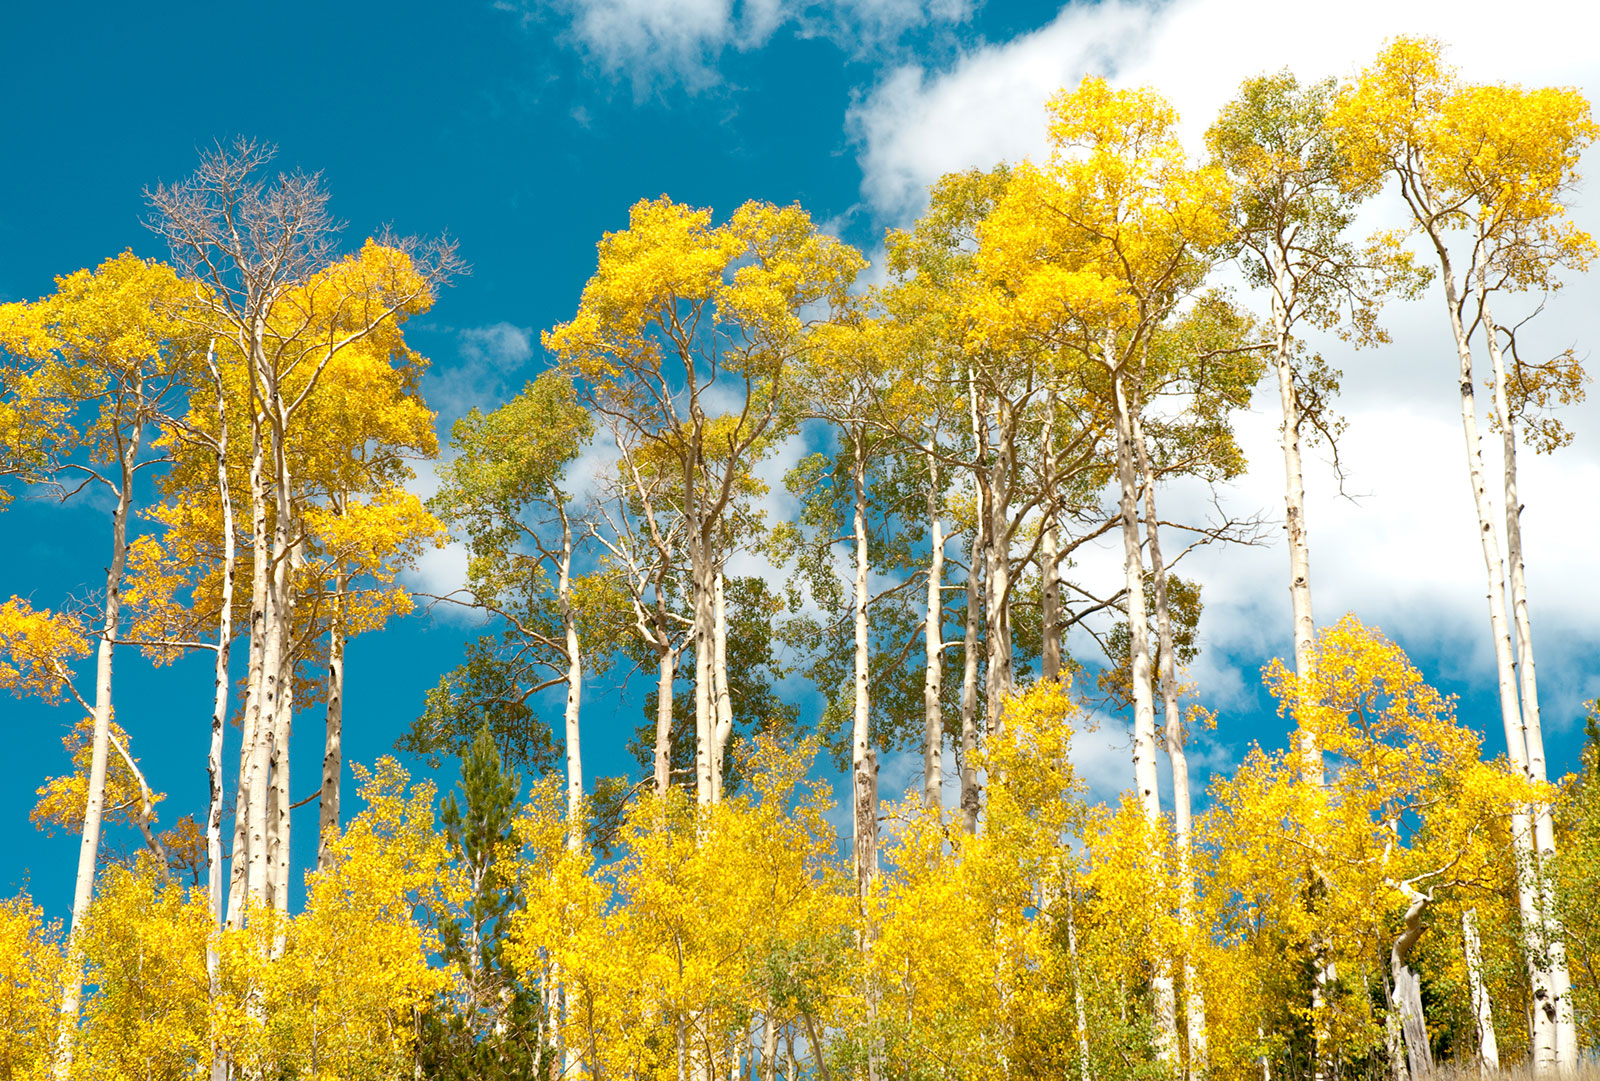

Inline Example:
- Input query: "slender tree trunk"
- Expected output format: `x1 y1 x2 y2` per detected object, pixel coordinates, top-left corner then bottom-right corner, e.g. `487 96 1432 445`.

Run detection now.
1271 260 1317 709
654 636 675 797
246 387 288 918
959 518 983 835
971 367 1012 743
234 365 274 927
850 440 878 895
849 437 882 1081
689 455 714 807
319 567 347 872
923 448 944 812
559 509 584 852
1270 258 1337 1080
1482 302 1577 1064
1068 889 1092 1081
1136 413 1205 1075
1040 406 1062 683
694 603 713 808
1111 365 1159 820
1463 909 1499 1073
53 421 140 1081
712 570 733 803
982 437 1013 739
761 1010 779 1081
205 347 235 1081
269 530 301 926
1109 359 1176 1068
1432 246 1561 1071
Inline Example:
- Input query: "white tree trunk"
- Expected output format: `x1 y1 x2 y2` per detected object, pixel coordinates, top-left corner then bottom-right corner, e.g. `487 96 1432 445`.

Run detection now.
712 571 733 803
1433 250 1562 1072
1109 363 1175 1068
694 603 713 807
923 449 944 812
1068 890 1092 1081
1136 417 1206 1075
1482 304 1577 1065
53 421 140 1081
205 359 235 1081
959 519 983 834
689 465 714 807
848 439 882 1081
1389 889 1433 1080
1463 909 1499 1073
1111 369 1160 821
981 455 1013 739
268 532 301 926
318 568 347 872
1271 261 1317 707
851 442 878 894
232 366 274 927
559 509 584 854
654 637 675 797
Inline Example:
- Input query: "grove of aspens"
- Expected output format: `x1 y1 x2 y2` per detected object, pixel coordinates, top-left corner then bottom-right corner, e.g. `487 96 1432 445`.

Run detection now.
3 33 1600 1081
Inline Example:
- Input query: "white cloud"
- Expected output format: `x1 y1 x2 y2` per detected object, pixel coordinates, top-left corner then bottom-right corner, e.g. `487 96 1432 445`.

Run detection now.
513 0 976 93
459 321 535 369
424 321 537 428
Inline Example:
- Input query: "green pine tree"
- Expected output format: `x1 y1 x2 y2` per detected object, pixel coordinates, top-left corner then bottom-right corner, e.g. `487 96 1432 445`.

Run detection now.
417 726 549 1080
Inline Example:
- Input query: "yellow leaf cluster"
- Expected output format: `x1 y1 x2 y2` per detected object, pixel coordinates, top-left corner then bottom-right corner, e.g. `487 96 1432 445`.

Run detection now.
0 597 90 703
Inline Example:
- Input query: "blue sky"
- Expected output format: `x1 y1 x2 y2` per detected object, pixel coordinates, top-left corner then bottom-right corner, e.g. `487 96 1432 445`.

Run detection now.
3 0 1599 916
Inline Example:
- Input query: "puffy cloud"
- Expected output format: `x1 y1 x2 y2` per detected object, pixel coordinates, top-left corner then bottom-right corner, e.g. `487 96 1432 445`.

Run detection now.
509 0 977 93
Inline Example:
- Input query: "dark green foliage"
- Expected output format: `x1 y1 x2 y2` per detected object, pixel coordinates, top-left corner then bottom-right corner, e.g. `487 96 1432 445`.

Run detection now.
399 637 560 774
625 574 801 797
1097 573 1203 710
416 727 550 1081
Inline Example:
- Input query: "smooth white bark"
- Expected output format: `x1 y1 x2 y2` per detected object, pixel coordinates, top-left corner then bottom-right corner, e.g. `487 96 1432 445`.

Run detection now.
204 347 234 1081
1432 245 1564 1071
53 417 140 1081
1110 359 1175 1069
1483 303 1577 1063
1463 909 1499 1073
318 567 347 873
559 507 584 854
922 449 944 812
959 520 983 835
1136 415 1206 1075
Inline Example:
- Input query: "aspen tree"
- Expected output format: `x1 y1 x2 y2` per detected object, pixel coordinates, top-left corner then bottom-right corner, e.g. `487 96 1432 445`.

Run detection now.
1330 42 1595 1069
882 174 999 817
0 252 199 1079
1462 908 1501 1071
884 167 1113 826
146 139 457 932
1207 72 1398 700
588 429 693 797
546 197 862 805
429 371 595 850
306 484 443 869
974 77 1235 1070
1207 76 1416 1074
1238 617 1549 1077
0 893 63 1081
